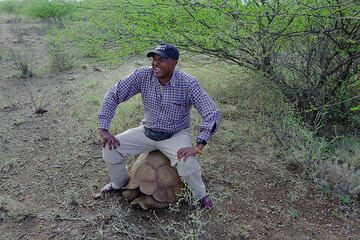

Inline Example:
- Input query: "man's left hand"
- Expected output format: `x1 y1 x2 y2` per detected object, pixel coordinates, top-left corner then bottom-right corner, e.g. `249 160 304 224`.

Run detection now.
177 147 199 162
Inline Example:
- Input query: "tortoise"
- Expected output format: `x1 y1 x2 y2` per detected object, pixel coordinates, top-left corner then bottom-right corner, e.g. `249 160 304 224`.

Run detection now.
122 150 184 210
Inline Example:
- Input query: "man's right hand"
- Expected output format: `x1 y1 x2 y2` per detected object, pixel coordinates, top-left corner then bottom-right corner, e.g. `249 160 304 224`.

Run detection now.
99 128 120 150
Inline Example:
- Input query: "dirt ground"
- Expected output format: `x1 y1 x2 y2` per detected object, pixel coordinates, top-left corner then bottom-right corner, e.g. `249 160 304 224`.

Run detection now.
1 16 360 240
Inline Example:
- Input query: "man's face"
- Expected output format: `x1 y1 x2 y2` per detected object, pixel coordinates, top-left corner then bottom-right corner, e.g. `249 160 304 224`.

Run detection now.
151 54 177 81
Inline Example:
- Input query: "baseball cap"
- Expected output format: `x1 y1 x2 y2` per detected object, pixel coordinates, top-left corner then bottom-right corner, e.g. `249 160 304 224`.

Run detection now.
146 43 179 60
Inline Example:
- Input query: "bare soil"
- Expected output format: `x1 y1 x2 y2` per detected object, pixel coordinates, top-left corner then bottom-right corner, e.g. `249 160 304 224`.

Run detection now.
1 16 359 240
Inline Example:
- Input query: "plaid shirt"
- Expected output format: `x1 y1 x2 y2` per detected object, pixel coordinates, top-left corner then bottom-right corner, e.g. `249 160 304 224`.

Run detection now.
98 66 220 142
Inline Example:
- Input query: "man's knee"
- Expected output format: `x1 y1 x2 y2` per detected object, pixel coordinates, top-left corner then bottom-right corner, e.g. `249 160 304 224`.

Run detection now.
176 156 201 176
102 147 125 164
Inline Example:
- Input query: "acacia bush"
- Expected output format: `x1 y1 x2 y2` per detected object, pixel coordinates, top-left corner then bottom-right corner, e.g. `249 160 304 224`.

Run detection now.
23 0 77 24
46 31 76 72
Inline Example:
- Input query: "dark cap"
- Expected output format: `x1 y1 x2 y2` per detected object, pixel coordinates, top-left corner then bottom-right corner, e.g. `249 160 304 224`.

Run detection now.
146 43 179 60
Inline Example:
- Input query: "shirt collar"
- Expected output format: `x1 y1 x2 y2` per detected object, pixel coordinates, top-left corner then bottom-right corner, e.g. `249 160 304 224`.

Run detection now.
168 68 179 87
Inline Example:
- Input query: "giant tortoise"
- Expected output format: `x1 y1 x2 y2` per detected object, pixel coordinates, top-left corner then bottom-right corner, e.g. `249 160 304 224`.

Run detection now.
122 150 184 210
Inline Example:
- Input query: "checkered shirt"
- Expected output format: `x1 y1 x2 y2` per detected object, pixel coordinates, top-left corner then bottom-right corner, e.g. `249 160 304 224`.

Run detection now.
98 66 220 142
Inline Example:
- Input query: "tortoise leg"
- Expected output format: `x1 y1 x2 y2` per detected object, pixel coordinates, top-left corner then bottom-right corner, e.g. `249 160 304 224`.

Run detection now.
145 196 169 209
122 188 141 201
129 195 168 210
130 195 149 210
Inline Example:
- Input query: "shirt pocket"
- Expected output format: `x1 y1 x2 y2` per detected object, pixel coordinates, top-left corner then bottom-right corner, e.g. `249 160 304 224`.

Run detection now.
164 100 188 122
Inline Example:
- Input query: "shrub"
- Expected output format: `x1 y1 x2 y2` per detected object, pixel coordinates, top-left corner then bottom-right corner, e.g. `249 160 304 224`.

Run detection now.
48 46 75 72
311 160 360 198
223 71 360 200
270 113 360 199
10 24 27 43
46 30 76 72
8 46 35 78
23 0 76 22
0 0 21 15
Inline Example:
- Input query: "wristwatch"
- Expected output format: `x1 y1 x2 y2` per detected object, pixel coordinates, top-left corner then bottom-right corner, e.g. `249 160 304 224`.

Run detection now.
196 138 207 146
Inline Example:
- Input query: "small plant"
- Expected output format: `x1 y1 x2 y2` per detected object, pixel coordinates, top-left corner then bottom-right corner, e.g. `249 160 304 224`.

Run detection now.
64 189 81 206
8 47 35 78
13 117 25 126
289 208 299 219
93 228 104 240
331 209 345 220
10 25 27 43
156 209 208 239
341 195 350 205
22 78 48 114
169 183 202 211
237 224 251 239
0 197 8 209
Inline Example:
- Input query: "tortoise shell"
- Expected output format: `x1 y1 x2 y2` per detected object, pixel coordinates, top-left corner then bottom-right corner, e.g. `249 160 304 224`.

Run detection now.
123 150 184 203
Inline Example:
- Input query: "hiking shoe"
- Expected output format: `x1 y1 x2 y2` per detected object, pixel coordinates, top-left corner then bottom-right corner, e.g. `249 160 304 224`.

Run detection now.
100 183 121 194
93 183 122 200
200 195 213 209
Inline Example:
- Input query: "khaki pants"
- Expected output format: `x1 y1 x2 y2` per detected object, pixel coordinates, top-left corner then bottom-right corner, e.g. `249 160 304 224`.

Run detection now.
102 125 206 199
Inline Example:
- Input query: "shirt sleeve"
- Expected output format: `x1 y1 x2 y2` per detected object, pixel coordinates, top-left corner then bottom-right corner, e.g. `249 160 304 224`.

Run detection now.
98 68 142 130
189 81 220 142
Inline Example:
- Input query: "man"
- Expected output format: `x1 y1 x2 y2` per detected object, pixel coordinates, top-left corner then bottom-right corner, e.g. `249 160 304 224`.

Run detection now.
98 43 220 209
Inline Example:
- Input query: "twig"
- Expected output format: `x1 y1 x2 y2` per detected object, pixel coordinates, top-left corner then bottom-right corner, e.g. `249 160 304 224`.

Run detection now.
17 235 26 240
49 232 61 239
54 215 96 224
81 159 91 167
0 175 9 179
